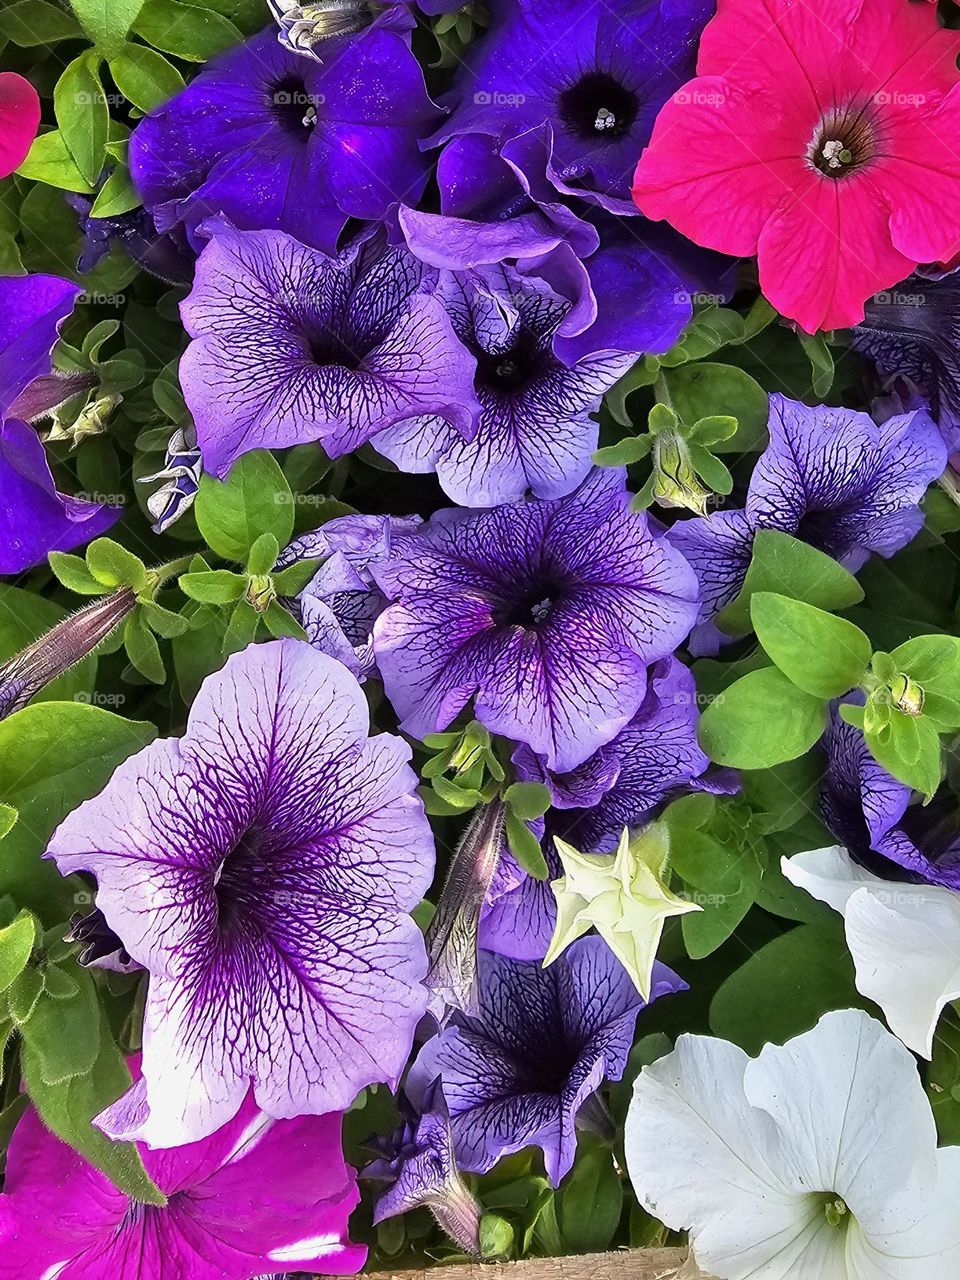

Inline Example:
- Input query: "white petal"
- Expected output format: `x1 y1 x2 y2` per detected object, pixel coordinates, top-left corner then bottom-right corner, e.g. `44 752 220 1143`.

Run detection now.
744 1010 937 1218
625 1033 814 1279
784 847 960 1057
847 1149 960 1278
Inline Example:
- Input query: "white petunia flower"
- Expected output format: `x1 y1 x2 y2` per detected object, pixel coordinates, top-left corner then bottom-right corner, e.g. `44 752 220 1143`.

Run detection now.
625 1009 960 1280
782 845 960 1057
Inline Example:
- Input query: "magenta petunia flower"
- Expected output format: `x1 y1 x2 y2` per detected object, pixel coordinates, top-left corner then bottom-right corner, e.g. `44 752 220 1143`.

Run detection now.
178 224 479 477
0 71 40 178
0 1058 366 1280
47 639 435 1148
632 0 960 333
371 468 699 773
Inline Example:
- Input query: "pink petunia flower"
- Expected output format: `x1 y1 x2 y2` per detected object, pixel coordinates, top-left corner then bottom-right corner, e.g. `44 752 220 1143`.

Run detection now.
0 1059 367 1280
632 0 960 333
0 72 40 179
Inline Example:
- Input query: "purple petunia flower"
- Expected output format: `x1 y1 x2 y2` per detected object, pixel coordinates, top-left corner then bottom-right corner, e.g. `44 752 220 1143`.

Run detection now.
821 704 960 892
178 224 479 477
129 28 436 255
0 274 121 575
479 657 732 960
0 1056 366 1280
408 938 685 1185
852 273 960 452
371 468 699 773
277 513 421 680
46 639 435 1148
371 263 635 505
366 1081 482 1255
65 193 194 285
427 0 712 212
668 394 947 653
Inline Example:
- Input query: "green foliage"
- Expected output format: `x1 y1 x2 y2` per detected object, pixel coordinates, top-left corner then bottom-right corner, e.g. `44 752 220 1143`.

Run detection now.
750 593 871 698
698 667 828 769
196 450 294 562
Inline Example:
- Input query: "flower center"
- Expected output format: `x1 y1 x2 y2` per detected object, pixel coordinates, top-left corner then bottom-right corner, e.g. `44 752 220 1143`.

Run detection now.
305 324 364 371
474 329 544 394
810 105 876 178
822 1195 850 1229
269 75 320 137
559 72 639 141
494 580 564 629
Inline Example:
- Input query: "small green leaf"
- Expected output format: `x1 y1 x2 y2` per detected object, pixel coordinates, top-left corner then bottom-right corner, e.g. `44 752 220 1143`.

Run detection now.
0 0 83 45
69 0 147 51
89 161 140 218
247 532 279 576
699 667 827 769
273 559 322 595
865 713 942 799
751 593 871 699
124 612 165 683
54 53 109 187
16 130 95 194
663 362 769 451
504 781 552 822
179 570 246 605
8 965 43 1024
0 912 37 994
108 42 184 111
505 809 548 879
798 331 835 398
261 601 307 640
559 1146 623 1254
223 598 260 654
19 963 100 1085
195 450 293 562
716 530 864 637
132 0 242 60
85 538 147 591
592 436 652 467
0 804 17 840
892 635 960 698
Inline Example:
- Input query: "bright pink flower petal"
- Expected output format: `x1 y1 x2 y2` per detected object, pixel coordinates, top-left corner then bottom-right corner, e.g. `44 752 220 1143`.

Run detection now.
757 171 914 331
0 72 40 179
632 79 806 256
878 89 960 265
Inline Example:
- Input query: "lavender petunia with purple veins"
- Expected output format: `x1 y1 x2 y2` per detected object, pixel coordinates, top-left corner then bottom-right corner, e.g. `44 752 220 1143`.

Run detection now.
129 27 436 255
480 657 733 961
46 639 435 1148
407 938 685 1185
0 1056 366 1280
668 394 947 652
371 468 699 773
179 224 479 477
277 513 421 679
427 0 712 211
372 263 635 506
822 703 960 892
0 274 121 574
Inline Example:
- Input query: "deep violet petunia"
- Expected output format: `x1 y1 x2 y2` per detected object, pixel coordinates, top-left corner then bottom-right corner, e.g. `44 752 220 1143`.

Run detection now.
429 0 712 211
852 274 960 452
821 701 960 892
371 468 699 773
65 193 194 285
407 938 685 1185
479 657 734 961
46 639 435 1148
0 72 40 178
632 0 960 332
128 27 436 255
668 394 947 652
178 223 479 477
0 1057 366 1280
0 274 121 574
276 513 421 680
371 263 636 506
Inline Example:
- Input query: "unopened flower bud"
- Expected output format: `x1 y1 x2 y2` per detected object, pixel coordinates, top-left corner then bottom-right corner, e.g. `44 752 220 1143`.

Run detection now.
890 673 925 717
652 431 711 516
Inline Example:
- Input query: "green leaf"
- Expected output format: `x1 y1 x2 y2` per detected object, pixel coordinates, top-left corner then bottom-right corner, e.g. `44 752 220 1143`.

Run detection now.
699 667 827 769
247 532 279 576
48 551 105 595
262 601 307 640
132 0 242 60
716 530 864 636
124 611 165 683
710 922 870 1055
798 331 835 398
0 703 155 922
89 161 140 218
195 450 293 562
19 962 100 1085
223 598 260 654
503 781 551 822
865 713 942 799
592 436 652 467
671 830 762 959
273 558 322 595
559 1146 623 1254
16 130 95 194
663 363 769 451
179 570 246 605
8 965 43 1024
505 808 549 880
751 593 871 699
0 0 83 45
69 0 146 52
0 804 17 840
0 912 37 994
85 537 147 591
22 1005 164 1202
108 42 184 111
54 53 109 187
892 635 960 698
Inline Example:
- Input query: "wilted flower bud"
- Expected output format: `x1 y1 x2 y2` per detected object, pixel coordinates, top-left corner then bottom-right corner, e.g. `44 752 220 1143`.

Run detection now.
267 0 380 57
652 430 712 516
47 393 122 446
